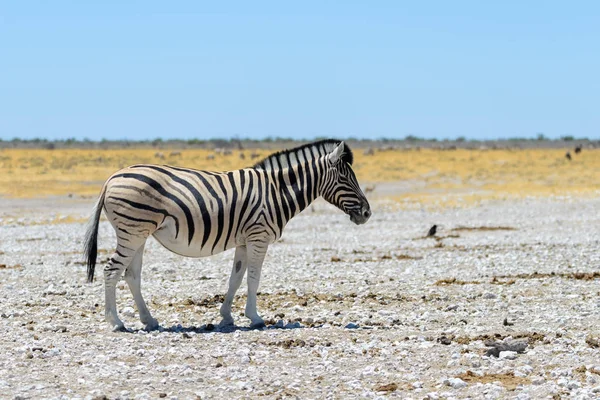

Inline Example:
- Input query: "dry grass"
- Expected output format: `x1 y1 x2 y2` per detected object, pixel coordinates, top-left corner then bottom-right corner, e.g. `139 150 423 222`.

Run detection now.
0 148 598 206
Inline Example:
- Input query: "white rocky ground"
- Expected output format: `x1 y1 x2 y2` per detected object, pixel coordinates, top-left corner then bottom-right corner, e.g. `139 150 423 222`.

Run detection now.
0 195 599 399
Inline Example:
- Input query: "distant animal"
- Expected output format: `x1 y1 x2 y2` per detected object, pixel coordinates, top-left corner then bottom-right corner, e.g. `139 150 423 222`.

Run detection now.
427 225 437 237
364 184 376 194
206 154 215 160
84 140 372 332
250 152 261 160
169 151 182 157
154 152 165 160
574 145 582 154
363 148 375 156
565 152 572 160
239 152 246 160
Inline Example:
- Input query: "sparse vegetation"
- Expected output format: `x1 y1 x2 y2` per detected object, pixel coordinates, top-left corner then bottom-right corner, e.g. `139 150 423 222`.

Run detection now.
0 146 598 201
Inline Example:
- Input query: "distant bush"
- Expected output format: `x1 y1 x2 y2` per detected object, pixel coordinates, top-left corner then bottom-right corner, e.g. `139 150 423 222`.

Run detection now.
561 135 574 141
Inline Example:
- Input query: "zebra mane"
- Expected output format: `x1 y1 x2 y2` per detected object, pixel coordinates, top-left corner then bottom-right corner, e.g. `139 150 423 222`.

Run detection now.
253 139 354 171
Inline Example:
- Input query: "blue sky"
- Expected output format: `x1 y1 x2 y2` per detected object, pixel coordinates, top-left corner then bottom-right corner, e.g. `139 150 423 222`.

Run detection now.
1 1 599 141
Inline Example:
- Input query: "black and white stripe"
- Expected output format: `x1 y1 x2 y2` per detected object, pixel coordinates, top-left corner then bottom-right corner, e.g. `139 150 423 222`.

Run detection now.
84 139 371 331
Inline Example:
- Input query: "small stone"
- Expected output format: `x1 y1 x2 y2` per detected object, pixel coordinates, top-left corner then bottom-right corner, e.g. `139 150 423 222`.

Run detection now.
445 305 459 311
499 351 518 360
567 381 580 390
557 378 568 387
483 292 498 299
345 323 359 329
446 377 467 389
53 325 68 333
592 386 600 393
205 323 215 331
532 377 545 385
274 319 285 328
412 381 423 388
158 394 167 398
437 336 451 345
0 313 7 318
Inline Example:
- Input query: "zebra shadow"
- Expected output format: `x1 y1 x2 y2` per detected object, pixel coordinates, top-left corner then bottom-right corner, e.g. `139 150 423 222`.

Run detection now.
124 321 308 335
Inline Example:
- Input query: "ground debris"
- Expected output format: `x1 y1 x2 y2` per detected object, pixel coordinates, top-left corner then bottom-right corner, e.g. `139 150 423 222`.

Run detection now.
484 338 528 357
434 277 481 286
374 383 398 392
494 271 600 281
454 332 544 347
457 371 529 391
585 335 600 348
0 263 23 269
265 339 308 349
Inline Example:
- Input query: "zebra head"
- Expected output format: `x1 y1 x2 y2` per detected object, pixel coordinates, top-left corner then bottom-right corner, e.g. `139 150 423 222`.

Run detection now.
321 142 371 225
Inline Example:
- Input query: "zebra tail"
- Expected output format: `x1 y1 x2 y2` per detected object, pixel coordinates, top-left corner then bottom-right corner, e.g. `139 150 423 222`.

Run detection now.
84 186 106 283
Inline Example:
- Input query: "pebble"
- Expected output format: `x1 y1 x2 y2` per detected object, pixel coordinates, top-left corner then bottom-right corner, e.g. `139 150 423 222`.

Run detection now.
446 378 467 389
499 351 518 360
345 323 359 329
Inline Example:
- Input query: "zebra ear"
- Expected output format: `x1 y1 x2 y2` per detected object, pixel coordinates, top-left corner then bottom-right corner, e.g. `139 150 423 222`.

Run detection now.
328 142 345 164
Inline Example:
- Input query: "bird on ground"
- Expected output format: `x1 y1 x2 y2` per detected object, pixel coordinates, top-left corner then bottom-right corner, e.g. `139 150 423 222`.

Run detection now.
427 224 437 237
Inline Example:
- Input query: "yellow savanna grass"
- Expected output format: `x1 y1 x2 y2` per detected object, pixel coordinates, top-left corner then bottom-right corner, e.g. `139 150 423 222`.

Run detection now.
0 147 598 207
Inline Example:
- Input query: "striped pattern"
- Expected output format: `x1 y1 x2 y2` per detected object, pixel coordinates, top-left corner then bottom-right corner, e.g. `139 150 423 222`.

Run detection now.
84 139 371 331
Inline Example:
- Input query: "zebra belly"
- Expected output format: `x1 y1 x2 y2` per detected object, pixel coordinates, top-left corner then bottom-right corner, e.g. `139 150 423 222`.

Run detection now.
152 218 235 258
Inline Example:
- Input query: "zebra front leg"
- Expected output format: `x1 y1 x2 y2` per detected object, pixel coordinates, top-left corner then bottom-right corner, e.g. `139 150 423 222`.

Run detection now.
123 244 159 331
219 246 248 327
245 243 268 329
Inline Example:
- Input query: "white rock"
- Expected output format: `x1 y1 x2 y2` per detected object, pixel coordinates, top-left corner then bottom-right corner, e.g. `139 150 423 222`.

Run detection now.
499 351 518 360
446 378 467 389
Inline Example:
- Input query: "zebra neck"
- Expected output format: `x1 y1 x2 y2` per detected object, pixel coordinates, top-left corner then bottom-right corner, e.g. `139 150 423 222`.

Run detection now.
271 158 326 223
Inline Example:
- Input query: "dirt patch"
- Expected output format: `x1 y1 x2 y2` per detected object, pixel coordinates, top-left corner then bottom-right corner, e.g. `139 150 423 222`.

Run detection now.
454 332 545 346
495 271 600 281
434 277 481 286
0 263 23 270
374 383 398 393
264 339 309 349
585 335 600 348
176 291 415 312
457 371 530 391
354 253 423 262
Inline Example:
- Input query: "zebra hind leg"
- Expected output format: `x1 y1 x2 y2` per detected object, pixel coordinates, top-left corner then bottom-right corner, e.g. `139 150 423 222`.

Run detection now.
123 244 159 331
219 246 248 327
244 243 268 329
104 241 145 331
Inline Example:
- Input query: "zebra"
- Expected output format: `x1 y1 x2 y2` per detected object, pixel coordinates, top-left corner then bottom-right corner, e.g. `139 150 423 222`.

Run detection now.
84 139 371 331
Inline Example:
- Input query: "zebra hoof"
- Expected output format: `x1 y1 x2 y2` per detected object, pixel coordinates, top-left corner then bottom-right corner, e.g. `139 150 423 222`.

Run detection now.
250 321 266 330
112 324 127 333
218 318 234 328
143 319 159 331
